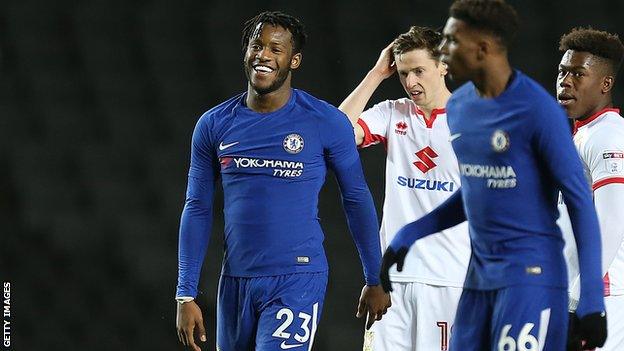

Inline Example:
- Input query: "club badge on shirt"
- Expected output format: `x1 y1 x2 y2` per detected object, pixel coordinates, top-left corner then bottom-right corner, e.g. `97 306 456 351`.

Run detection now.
491 129 510 153
283 133 304 154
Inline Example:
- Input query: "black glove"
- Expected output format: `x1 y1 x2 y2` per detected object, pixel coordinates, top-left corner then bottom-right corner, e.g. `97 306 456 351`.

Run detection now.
578 311 607 349
380 247 408 293
567 312 582 351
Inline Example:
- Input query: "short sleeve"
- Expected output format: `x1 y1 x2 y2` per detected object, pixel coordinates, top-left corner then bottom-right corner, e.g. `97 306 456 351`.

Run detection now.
357 100 392 148
582 127 624 191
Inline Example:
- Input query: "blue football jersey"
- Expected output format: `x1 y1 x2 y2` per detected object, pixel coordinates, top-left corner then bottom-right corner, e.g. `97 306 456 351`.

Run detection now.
445 71 602 296
176 89 381 298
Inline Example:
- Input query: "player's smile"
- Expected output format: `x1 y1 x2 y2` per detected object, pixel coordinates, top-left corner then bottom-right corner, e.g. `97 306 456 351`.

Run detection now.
246 50 286 93
250 62 278 82
252 64 276 76
244 23 297 95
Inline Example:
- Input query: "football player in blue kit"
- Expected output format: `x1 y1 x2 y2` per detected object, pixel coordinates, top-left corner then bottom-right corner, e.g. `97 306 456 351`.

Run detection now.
380 0 607 350
174 11 390 351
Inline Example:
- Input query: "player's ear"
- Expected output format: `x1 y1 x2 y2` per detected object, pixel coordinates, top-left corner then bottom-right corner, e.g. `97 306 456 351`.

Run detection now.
439 60 448 76
476 39 488 61
602 75 614 94
290 53 302 70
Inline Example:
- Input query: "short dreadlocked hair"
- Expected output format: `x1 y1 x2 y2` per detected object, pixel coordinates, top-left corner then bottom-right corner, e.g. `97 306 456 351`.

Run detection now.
241 11 307 54
559 27 624 76
392 26 443 61
449 0 519 48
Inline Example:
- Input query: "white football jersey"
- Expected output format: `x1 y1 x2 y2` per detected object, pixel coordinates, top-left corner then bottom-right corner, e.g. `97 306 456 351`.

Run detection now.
358 98 470 286
559 108 624 297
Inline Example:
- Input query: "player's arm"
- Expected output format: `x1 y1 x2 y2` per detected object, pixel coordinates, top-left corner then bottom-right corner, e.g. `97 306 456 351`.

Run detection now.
534 107 604 316
176 115 218 351
323 109 390 329
338 43 395 146
533 104 606 348
380 189 466 292
594 183 624 274
587 134 624 277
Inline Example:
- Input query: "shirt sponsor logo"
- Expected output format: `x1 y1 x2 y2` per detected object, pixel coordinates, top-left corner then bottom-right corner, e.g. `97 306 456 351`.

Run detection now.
397 176 455 192
413 146 438 173
460 163 517 188
223 157 304 177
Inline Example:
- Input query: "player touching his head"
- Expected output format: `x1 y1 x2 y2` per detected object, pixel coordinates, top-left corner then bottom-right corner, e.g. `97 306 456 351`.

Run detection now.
339 26 470 351
555 27 624 351
380 1 607 350
174 11 390 351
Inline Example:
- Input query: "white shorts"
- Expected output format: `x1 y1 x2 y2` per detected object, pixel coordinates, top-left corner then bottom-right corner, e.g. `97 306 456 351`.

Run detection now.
363 282 463 351
598 294 624 351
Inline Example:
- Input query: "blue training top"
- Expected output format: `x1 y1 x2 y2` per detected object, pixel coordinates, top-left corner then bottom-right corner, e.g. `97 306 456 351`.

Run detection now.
176 89 381 298
390 71 604 317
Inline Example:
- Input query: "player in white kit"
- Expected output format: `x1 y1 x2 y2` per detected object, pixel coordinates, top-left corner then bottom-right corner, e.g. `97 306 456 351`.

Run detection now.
339 26 470 351
555 27 624 350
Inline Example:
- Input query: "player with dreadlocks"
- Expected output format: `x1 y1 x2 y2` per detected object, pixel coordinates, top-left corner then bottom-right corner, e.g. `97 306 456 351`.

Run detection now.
174 11 390 351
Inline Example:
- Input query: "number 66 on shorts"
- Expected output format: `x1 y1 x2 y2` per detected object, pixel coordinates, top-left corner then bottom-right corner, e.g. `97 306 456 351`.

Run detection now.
450 286 567 351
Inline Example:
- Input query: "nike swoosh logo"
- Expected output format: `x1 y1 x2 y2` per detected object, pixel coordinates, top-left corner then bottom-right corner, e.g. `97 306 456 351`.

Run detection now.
219 141 239 151
280 341 304 349
449 133 462 142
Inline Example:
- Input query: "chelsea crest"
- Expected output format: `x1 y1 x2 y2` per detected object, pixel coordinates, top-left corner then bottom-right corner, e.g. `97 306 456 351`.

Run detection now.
283 133 304 154
491 129 510 153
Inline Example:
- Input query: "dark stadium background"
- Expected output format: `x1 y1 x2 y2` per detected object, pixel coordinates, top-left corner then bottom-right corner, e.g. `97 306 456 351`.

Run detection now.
1 0 622 349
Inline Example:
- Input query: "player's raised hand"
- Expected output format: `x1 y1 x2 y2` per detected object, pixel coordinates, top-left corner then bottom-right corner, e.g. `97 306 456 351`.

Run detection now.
356 284 391 330
176 300 207 351
577 311 607 349
370 42 396 80
379 247 408 293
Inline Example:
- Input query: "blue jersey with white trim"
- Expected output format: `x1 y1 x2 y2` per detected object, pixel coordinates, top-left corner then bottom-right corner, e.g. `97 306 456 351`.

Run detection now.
176 88 381 297
447 71 601 293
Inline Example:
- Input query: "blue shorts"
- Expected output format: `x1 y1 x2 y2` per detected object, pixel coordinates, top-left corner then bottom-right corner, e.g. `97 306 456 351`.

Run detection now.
216 271 328 351
450 285 567 351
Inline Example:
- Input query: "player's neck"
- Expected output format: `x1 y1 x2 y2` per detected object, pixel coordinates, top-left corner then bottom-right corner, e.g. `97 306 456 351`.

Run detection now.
419 87 451 119
246 80 293 113
576 100 614 121
473 58 513 98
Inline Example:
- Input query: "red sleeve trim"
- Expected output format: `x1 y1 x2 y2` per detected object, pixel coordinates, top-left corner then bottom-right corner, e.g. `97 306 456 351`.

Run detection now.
357 118 387 148
604 272 611 297
592 177 624 191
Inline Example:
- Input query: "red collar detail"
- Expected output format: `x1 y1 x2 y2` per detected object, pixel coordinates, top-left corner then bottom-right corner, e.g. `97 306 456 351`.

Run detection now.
574 107 620 130
414 107 446 129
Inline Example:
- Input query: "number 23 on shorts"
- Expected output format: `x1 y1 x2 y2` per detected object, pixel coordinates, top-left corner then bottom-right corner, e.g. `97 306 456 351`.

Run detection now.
265 303 320 350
